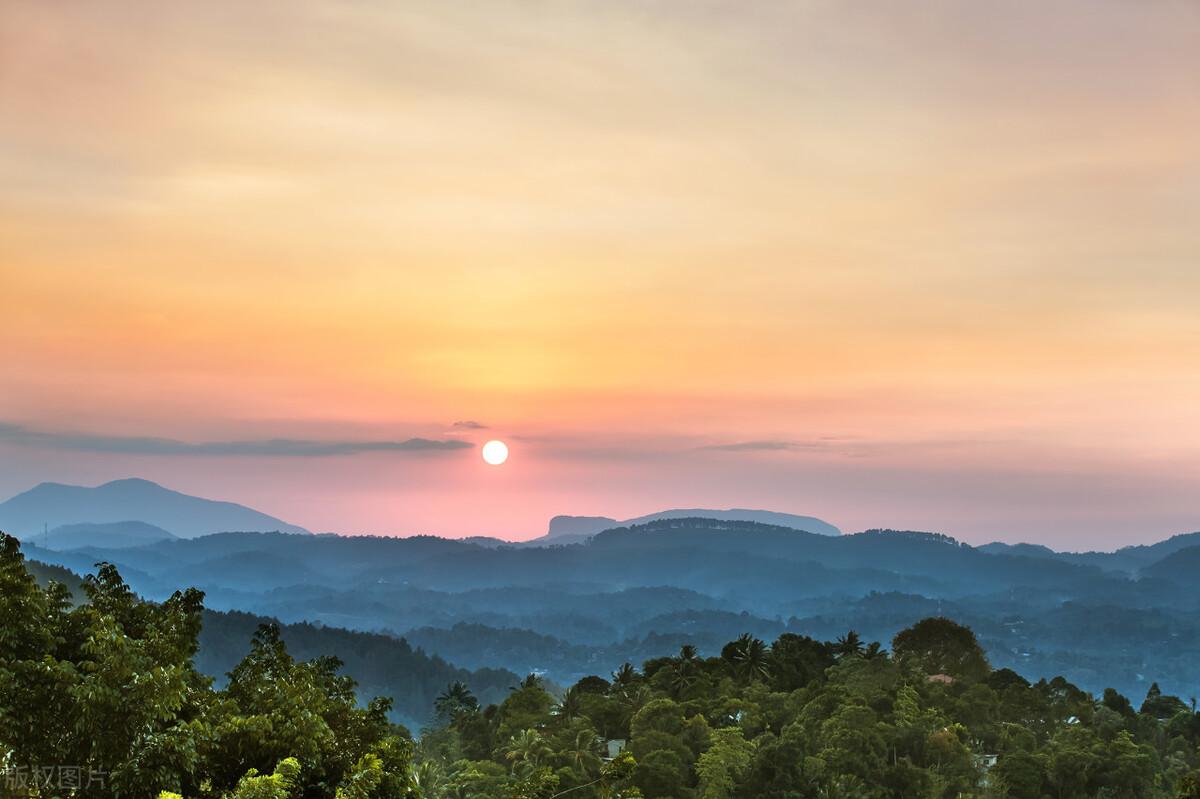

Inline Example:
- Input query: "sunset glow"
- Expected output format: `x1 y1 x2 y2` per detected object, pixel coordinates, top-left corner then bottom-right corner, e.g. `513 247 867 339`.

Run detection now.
2 0 1198 546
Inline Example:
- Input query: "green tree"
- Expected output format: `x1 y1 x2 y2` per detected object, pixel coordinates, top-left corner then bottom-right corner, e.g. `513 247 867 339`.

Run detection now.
0 534 415 799
436 681 480 723
694 727 754 799
504 729 555 776
499 680 556 742
721 634 769 685
891 617 989 682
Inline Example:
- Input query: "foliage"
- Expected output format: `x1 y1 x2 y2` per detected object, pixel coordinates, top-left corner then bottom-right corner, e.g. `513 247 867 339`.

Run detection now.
410 600 1200 799
6 531 1200 798
0 534 413 799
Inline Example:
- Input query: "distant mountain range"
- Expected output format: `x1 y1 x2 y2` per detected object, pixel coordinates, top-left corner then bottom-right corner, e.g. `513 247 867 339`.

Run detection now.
8 476 1200 711
17 515 1200 704
977 531 1200 573
0 478 841 550
0 478 309 540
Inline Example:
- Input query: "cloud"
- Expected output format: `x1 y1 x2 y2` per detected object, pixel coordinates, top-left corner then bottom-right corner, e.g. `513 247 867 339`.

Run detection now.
451 420 488 430
698 440 823 453
0 423 472 457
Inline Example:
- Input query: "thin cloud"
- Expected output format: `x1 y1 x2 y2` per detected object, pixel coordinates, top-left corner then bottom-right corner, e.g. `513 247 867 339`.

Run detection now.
698 440 823 452
452 420 488 430
0 423 472 457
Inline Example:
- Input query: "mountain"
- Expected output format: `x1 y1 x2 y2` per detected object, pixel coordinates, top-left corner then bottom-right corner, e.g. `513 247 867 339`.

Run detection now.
18 518 1200 702
542 507 840 543
976 542 1059 559
1089 531 1200 573
37 520 177 551
545 514 620 539
971 533 1200 575
0 478 309 539
1140 544 1200 584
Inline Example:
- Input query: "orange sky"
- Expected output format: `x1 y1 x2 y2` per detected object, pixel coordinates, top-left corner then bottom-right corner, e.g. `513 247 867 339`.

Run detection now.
2 0 1199 547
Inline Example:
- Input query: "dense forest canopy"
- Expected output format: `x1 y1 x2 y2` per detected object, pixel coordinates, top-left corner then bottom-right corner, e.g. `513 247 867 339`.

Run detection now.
4 533 1200 798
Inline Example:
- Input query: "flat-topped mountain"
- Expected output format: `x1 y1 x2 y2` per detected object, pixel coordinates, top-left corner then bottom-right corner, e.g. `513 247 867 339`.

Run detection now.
0 478 309 539
542 507 840 544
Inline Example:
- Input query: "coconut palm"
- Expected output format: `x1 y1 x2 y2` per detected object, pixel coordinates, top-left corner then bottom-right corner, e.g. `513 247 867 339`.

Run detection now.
434 681 478 722
611 662 640 694
562 724 603 776
512 673 544 691
503 729 554 776
412 759 445 799
669 645 702 698
553 685 584 724
727 633 770 683
834 630 864 659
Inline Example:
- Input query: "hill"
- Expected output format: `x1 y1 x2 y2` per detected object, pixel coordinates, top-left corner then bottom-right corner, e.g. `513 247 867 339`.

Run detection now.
22 516 1200 701
0 477 309 539
11 544 514 729
37 520 177 550
1141 543 1200 584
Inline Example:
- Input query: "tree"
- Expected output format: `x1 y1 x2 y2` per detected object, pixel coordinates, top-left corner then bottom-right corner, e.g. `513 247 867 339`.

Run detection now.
633 749 689 799
504 730 555 776
436 681 480 722
834 631 863 659
767 633 833 692
499 680 556 742
611 663 641 695
0 534 416 799
891 617 989 681
1141 682 1189 721
1177 770 1200 799
555 721 603 777
993 750 1045 799
553 686 585 725
630 698 685 740
721 634 769 684
695 727 754 799
511 766 559 799
160 758 299 799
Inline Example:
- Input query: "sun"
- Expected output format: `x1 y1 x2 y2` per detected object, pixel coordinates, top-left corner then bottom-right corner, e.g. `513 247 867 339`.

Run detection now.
481 439 509 466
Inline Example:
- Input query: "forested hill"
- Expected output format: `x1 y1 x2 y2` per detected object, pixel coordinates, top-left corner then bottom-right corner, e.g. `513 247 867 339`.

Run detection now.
196 610 516 729
22 550 517 729
22 521 1117 597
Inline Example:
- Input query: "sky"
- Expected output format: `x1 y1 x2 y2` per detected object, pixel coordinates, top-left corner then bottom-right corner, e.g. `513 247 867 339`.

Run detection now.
2 0 1198 548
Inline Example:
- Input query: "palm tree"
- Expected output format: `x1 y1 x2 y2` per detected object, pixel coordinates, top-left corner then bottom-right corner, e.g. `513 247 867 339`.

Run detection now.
728 633 770 683
514 673 544 691
503 729 554 776
434 681 478 722
412 760 445 799
669 645 701 698
616 684 653 730
834 630 864 659
611 662 639 695
553 686 584 724
563 725 603 776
